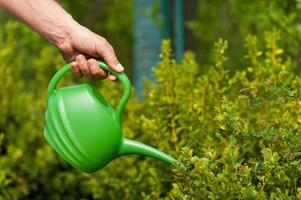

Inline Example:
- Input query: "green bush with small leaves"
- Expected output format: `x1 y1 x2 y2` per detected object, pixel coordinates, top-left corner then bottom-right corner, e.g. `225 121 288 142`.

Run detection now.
188 0 301 70
1 20 301 199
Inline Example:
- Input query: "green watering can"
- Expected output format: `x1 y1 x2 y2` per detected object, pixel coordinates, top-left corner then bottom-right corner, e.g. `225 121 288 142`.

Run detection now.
44 61 176 173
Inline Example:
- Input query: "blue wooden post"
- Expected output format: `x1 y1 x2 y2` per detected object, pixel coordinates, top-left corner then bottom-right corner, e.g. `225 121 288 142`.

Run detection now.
133 0 169 99
174 0 184 61
133 0 184 98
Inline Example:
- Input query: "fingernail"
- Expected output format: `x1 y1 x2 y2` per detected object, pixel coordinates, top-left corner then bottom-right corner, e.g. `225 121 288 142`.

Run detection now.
77 56 84 64
108 74 117 81
116 63 124 72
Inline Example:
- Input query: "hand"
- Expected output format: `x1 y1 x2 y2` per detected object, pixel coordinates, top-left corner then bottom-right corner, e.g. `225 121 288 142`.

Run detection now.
56 24 123 80
0 0 123 80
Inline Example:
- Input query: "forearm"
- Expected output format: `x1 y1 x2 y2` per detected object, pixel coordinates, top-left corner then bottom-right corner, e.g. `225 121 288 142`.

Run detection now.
0 0 123 76
0 0 78 47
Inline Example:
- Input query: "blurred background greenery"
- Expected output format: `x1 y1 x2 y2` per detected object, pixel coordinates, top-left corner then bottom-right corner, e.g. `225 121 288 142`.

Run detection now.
1 0 300 84
0 0 301 199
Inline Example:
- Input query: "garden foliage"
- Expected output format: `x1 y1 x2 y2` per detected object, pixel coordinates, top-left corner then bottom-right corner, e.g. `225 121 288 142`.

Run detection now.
1 20 301 200
188 0 301 70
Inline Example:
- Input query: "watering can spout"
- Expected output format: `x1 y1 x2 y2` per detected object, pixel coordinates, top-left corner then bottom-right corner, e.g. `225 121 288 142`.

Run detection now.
117 138 176 165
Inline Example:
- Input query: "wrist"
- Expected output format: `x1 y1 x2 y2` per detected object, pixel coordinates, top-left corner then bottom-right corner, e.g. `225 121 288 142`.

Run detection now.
50 16 80 49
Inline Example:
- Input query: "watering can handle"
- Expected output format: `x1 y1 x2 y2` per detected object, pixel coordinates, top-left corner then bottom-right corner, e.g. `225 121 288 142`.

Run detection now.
47 60 131 124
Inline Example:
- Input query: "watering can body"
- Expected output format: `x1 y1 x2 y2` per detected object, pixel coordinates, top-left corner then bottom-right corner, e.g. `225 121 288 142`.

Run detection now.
45 84 122 172
44 61 176 173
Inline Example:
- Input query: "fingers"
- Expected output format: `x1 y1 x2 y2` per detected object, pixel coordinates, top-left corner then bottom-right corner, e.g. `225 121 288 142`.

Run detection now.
87 59 107 79
71 62 81 77
76 55 90 77
108 72 117 81
72 55 116 80
96 38 124 73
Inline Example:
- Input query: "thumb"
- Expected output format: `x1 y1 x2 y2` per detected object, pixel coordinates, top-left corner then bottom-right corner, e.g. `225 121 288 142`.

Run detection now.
101 50 124 73
96 40 124 72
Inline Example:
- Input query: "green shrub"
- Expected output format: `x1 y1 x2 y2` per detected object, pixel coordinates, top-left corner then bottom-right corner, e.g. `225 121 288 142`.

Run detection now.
1 20 301 199
188 0 301 70
137 35 301 199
